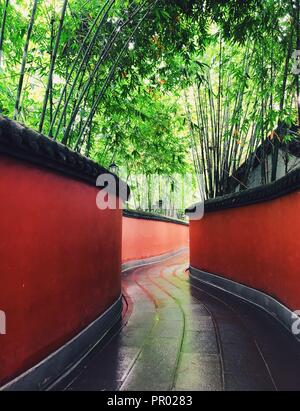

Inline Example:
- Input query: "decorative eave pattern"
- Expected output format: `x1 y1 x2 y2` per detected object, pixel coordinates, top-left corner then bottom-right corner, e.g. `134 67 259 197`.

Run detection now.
123 209 189 226
199 167 300 213
0 117 129 200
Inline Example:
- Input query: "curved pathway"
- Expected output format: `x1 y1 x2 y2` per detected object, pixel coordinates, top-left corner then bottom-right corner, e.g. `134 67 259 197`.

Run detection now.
53 251 300 391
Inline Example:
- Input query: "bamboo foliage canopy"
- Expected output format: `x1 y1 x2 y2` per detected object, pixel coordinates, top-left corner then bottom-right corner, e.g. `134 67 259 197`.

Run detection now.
0 0 299 203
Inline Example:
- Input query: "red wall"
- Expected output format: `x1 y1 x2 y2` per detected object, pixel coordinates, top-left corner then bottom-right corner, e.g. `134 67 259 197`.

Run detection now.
122 216 189 263
0 155 122 386
190 191 300 311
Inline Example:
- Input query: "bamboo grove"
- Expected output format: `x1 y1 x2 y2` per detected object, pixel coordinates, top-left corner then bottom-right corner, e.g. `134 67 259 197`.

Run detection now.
0 0 300 209
185 0 300 198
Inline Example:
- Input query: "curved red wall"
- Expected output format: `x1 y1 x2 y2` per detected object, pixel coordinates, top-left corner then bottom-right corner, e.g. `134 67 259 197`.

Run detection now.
0 155 122 386
122 217 189 263
190 191 300 311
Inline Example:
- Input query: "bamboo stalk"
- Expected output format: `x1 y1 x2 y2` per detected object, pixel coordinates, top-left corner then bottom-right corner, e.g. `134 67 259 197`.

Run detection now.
49 13 55 134
74 0 156 149
39 0 68 133
0 0 9 68
62 1 146 144
14 0 39 120
272 27 293 181
49 0 115 138
296 0 300 125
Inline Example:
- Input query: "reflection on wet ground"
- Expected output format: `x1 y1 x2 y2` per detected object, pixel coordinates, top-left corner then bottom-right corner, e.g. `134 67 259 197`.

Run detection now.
53 251 300 391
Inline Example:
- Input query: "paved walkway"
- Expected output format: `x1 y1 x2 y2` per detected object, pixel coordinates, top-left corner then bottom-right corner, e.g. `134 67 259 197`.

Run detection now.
54 252 300 391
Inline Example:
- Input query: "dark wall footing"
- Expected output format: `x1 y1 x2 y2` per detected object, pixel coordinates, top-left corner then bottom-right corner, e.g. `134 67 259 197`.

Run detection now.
122 247 188 274
0 295 122 391
189 266 300 343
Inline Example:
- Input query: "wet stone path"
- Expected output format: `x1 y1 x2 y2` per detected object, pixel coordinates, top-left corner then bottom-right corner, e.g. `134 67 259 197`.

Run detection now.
53 252 300 391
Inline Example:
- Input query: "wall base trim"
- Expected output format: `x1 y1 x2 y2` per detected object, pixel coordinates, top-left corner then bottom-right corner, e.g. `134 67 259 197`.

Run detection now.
0 295 122 391
122 247 188 274
189 266 300 342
